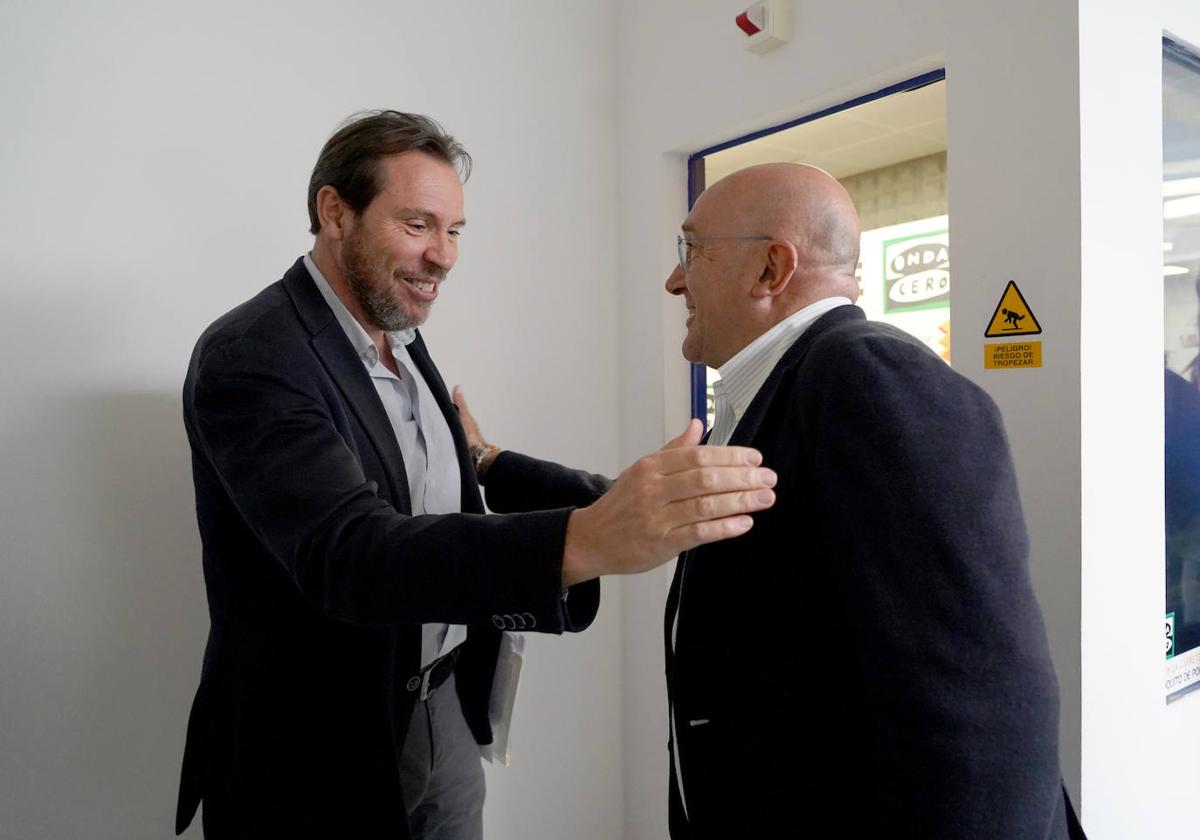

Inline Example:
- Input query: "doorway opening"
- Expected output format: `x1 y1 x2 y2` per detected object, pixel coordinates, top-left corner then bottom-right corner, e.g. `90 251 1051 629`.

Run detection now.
686 71 949 427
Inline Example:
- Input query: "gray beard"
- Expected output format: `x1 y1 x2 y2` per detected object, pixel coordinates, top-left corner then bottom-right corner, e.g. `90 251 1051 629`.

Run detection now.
342 232 421 333
346 268 419 333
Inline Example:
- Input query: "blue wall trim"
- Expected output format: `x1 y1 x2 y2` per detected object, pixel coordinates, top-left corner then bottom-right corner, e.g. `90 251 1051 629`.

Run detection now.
690 363 708 426
687 155 709 426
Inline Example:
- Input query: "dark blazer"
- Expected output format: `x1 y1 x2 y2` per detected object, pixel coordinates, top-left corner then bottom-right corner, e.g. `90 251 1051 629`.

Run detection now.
175 257 598 839
487 305 1078 839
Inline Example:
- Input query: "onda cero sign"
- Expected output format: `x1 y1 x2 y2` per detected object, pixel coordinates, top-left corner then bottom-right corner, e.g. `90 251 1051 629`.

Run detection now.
882 230 949 314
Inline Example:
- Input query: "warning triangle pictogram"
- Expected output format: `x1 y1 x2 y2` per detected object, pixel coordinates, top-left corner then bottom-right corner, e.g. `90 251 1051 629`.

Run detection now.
985 281 1042 338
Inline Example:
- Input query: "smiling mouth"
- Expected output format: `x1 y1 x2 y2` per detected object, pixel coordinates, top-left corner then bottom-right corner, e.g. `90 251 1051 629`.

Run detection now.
402 277 437 294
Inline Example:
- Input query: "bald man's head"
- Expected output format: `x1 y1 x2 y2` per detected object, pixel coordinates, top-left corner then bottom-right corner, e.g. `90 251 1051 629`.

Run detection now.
700 163 861 278
665 162 862 367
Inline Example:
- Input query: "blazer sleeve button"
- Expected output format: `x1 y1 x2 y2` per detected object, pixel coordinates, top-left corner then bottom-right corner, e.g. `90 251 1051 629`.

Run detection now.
492 615 505 629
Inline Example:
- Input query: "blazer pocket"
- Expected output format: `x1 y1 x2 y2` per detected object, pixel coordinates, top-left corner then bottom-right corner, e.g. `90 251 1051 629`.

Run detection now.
675 715 742 839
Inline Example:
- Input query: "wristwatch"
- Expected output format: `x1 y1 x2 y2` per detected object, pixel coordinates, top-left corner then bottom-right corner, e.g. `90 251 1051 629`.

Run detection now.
469 443 500 483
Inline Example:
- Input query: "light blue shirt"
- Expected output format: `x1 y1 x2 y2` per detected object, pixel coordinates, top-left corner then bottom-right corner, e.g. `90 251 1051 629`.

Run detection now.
305 254 467 668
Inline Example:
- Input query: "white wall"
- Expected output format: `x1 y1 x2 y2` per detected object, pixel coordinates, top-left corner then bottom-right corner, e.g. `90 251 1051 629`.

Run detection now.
0 2 622 838
1078 2 1200 837
946 0 1085 799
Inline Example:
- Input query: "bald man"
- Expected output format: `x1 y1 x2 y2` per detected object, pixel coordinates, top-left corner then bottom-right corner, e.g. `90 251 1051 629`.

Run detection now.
457 163 1083 839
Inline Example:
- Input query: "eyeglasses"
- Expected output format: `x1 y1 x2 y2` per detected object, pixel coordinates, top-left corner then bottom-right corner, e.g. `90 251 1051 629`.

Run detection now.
676 234 773 271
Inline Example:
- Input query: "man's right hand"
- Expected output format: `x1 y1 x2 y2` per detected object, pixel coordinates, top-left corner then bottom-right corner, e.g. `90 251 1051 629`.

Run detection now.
561 419 776 586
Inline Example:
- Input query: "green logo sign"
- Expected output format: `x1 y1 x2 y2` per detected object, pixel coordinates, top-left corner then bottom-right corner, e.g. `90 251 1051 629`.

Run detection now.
882 229 949 314
1167 612 1176 660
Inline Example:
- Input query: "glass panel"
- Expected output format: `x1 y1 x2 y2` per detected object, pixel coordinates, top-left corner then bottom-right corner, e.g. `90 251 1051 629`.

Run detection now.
1163 38 1200 702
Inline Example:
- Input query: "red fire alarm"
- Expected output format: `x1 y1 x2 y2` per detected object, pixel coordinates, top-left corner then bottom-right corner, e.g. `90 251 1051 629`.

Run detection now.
735 1 791 55
735 8 764 35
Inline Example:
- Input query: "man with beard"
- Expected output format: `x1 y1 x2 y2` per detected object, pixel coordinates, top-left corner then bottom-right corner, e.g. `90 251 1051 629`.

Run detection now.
174 111 777 840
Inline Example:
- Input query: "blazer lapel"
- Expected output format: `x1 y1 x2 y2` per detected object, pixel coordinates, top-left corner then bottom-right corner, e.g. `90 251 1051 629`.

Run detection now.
665 557 684 660
280 259 411 511
664 425 713 669
405 331 484 515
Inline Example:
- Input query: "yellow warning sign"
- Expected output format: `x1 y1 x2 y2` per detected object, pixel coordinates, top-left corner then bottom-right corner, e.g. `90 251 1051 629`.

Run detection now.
984 341 1042 369
985 281 1042 338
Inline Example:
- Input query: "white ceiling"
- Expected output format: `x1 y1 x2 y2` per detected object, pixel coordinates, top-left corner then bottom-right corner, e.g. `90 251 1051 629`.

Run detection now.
703 80 947 185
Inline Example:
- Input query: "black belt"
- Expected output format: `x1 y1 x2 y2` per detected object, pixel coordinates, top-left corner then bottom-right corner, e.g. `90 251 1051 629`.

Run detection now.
407 647 460 701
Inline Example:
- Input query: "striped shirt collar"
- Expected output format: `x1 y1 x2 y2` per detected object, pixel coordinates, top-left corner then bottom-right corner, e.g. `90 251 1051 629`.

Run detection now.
303 253 417 369
715 296 852 427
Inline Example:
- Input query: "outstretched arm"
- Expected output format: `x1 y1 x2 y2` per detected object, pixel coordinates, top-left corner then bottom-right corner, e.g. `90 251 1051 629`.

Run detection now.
454 386 778 586
560 420 773 586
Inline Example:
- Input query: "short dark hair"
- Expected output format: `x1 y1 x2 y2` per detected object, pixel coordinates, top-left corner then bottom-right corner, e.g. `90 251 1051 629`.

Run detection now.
307 110 471 234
